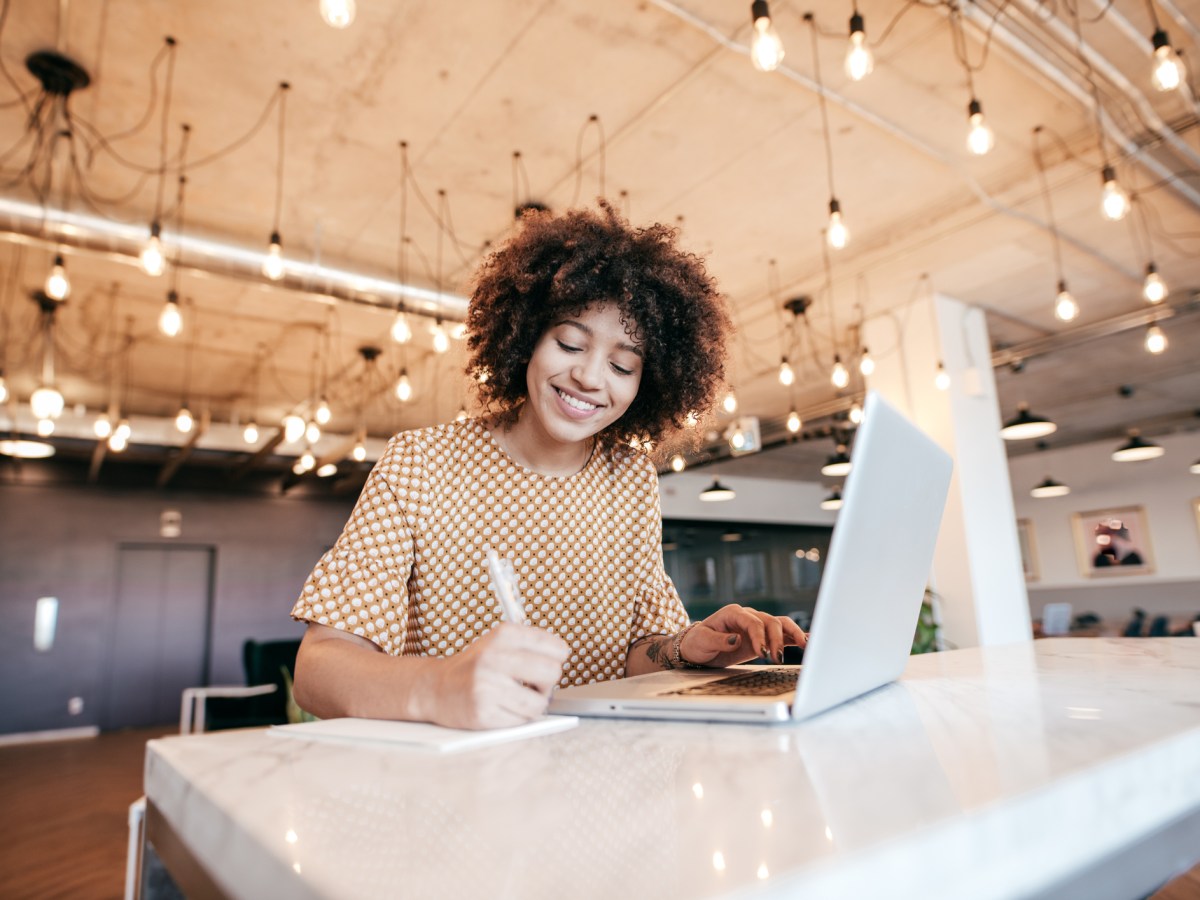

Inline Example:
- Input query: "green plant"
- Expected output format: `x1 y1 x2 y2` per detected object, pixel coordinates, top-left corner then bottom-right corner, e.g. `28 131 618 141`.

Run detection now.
911 588 941 655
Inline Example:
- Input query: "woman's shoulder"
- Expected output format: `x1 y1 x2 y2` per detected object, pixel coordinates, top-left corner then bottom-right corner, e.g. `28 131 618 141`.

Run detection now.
386 418 489 467
596 443 659 488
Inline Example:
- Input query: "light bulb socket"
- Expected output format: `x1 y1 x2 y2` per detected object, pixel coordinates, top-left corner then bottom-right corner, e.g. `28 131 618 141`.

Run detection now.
967 97 983 117
751 0 770 22
1101 164 1116 184
1056 279 1068 294
269 231 282 247
53 253 65 267
1145 262 1158 276
167 289 179 304
1151 28 1170 51
149 221 161 238
849 11 865 35
829 197 841 215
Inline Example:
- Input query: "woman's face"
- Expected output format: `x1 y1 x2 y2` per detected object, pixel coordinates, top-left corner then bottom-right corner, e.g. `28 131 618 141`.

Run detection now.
522 302 643 449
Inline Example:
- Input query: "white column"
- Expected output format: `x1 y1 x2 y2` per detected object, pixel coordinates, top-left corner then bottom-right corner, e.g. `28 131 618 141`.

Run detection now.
861 292 1030 649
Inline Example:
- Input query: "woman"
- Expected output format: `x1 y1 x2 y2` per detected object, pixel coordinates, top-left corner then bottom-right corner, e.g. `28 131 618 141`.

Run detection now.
291 203 806 730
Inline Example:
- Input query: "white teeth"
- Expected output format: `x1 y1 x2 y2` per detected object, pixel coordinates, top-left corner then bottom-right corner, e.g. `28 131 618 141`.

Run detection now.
558 389 597 411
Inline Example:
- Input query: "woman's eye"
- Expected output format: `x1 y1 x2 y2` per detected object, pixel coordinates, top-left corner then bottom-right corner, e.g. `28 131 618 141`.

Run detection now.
611 363 634 376
556 341 581 353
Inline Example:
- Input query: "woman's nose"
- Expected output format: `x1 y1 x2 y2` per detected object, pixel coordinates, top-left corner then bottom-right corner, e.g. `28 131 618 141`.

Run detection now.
570 356 604 388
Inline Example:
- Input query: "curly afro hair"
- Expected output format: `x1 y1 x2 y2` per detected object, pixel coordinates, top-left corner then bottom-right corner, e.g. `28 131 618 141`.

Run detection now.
465 202 732 455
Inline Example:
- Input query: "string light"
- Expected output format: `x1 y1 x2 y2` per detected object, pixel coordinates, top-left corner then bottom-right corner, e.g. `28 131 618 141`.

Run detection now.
243 421 259 445
391 312 412 344
1099 166 1130 221
966 99 994 156
44 253 70 300
1054 281 1079 322
787 409 801 433
395 369 413 402
935 361 950 391
858 347 874 376
263 83 290 281
830 355 849 389
1150 29 1184 91
158 290 183 337
844 10 873 81
749 0 785 72
1142 263 1167 303
1144 323 1167 354
319 0 356 28
175 405 193 434
778 357 794 386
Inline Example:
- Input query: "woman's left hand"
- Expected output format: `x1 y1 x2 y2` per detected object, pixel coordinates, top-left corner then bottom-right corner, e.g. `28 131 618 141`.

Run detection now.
681 604 808 668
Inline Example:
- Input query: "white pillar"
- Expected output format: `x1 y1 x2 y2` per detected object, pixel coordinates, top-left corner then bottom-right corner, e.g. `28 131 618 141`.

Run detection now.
861 292 1030 649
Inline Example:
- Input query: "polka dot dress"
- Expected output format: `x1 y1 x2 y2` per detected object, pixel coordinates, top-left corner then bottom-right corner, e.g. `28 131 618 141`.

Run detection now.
291 418 689 686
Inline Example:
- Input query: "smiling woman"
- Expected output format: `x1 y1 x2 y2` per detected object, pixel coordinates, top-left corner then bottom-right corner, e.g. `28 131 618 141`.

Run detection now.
289 202 808 731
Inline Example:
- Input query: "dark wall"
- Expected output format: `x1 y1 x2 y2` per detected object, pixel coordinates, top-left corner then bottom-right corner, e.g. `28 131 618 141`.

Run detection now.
0 478 354 735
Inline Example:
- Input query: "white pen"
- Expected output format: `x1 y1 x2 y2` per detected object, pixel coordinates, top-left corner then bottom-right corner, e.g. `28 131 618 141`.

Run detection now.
485 548 528 625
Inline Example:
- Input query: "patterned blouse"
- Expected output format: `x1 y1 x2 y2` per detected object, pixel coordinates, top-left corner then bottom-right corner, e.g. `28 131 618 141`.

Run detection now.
291 418 689 685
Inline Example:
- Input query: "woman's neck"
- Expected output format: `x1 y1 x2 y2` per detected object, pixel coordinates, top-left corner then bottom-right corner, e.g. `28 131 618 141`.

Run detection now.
491 409 594 477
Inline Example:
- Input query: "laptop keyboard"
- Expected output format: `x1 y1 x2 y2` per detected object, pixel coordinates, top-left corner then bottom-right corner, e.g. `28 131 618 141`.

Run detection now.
665 668 797 697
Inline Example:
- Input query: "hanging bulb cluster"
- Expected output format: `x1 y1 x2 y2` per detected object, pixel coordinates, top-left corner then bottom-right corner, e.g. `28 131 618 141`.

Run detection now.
844 11 873 81
159 290 183 337
1142 264 1167 303
830 355 849 389
1150 29 1184 91
966 99 994 156
45 254 70 301
1054 280 1079 322
749 0 785 72
1099 166 1130 221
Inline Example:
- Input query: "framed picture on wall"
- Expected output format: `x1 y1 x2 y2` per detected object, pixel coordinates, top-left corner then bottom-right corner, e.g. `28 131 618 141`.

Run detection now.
1071 505 1155 577
1016 519 1039 582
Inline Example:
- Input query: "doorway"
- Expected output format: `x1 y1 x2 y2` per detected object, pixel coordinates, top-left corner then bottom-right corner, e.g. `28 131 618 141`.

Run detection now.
104 545 215 730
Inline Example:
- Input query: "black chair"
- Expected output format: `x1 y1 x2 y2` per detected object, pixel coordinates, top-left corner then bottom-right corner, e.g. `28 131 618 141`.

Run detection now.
181 638 302 733
1147 616 1170 637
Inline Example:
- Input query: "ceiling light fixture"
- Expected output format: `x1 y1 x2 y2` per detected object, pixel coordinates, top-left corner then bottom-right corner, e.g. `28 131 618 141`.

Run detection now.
395 369 413 402
431 320 450 354
319 0 356 29
1150 28 1184 91
352 435 367 462
158 290 183 337
1000 403 1057 440
29 292 64 423
787 409 801 433
749 0 785 72
1099 165 1130 222
175 405 194 434
0 369 7 403
965 98 994 156
262 82 290 281
700 478 736 502
935 361 950 391
44 253 70 301
1141 262 1167 304
108 418 131 453
1144 323 1167 354
1033 127 1080 323
820 487 843 511
1030 476 1071 498
1112 431 1164 462
282 413 306 444
858 347 874 376
722 389 738 415
844 9 873 81
848 402 863 425
243 420 259 445
821 444 851 477
391 141 414 344
806 14 849 251
0 439 55 459
830 355 849 389
317 462 338 478
670 454 686 472
159 132 192 337
139 37 177 277
778 357 794 386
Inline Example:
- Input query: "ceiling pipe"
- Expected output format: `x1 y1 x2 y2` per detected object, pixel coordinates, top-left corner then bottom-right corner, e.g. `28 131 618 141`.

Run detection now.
0 196 470 321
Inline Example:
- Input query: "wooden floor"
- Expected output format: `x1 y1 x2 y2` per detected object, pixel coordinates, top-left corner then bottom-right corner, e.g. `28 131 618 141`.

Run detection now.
0 726 1198 900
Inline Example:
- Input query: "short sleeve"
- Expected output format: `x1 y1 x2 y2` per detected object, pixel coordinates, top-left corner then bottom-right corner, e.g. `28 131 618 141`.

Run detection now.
290 434 419 654
627 457 689 644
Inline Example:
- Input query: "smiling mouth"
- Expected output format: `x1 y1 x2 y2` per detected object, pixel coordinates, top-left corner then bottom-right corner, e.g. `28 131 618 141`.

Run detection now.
556 388 599 412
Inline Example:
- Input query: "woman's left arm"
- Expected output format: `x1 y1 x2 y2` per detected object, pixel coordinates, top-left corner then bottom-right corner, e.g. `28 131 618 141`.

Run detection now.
624 604 807 676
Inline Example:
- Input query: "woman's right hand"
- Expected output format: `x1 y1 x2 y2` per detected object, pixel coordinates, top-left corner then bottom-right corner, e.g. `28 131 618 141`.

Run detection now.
427 623 570 730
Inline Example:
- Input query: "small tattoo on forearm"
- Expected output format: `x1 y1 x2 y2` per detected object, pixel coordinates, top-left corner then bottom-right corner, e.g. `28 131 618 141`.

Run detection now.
644 636 676 669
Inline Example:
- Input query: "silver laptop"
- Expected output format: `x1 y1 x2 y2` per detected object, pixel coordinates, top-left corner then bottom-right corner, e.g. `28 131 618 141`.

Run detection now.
548 390 953 724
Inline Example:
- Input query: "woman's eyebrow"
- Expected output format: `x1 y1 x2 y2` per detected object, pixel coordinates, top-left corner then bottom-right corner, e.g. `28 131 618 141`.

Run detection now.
556 319 643 357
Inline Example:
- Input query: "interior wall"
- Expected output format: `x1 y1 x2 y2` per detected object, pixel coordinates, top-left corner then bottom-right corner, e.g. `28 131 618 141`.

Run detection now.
0 479 353 735
1009 431 1200 626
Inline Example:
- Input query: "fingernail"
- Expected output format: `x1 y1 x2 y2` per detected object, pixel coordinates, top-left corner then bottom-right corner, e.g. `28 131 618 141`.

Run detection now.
776 650 784 663
727 635 738 646
760 645 769 659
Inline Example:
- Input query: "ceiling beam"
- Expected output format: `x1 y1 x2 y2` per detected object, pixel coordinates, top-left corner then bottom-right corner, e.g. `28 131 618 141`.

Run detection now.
156 413 210 489
227 428 286 483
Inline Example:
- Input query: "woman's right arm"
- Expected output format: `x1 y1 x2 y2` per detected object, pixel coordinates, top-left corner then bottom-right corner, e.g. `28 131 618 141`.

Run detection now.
292 622 569 731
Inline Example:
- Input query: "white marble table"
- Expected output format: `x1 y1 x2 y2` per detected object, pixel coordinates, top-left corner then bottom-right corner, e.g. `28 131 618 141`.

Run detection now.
143 638 1200 899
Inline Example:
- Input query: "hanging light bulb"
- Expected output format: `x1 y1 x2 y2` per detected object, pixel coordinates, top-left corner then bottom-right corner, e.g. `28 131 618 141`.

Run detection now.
395 369 413 402
94 412 112 439
844 11 873 81
44 254 70 301
722 390 738 414
778 357 794 386
1150 30 1184 91
319 0 355 28
670 454 686 472
282 413 306 444
966 99 994 156
108 426 129 452
1144 323 1167 354
1142 264 1167 304
830 355 849 389
316 462 338 478
315 397 332 425
935 361 951 391
0 370 8 403
391 311 412 344
36 417 55 437
787 409 801 433
298 448 315 472
858 348 874 376
140 223 165 276
158 290 183 337
827 199 849 250
352 438 367 462
114 418 132 442
455 406 468 422
1099 166 1130 221
305 420 321 444
430 320 450 354
749 0 785 72
243 420 259 445
30 385 64 420
1054 281 1079 322
262 232 285 280
848 402 863 424
175 406 194 434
